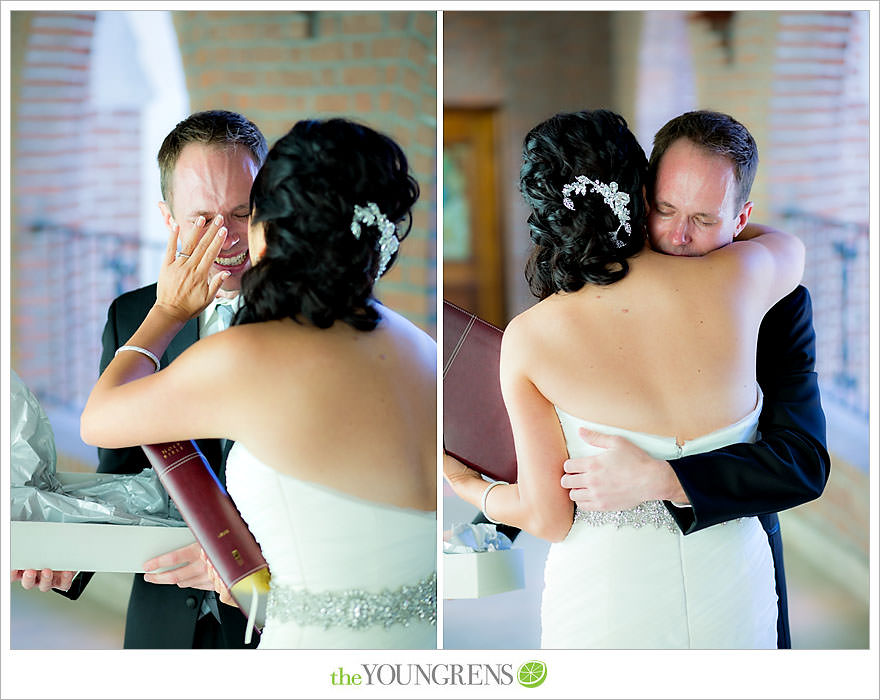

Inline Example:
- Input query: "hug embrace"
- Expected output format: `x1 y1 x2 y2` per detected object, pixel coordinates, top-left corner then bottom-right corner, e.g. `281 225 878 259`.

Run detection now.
444 108 829 649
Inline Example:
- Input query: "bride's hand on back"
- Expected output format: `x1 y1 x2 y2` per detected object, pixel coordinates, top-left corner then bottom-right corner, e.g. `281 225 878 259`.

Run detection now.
155 215 231 323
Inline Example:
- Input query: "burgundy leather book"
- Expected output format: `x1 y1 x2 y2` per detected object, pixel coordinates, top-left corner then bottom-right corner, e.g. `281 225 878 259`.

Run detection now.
141 440 270 634
443 300 518 483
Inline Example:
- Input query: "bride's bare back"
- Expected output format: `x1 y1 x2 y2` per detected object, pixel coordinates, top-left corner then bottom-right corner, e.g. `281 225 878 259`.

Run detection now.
223 307 437 511
505 242 801 443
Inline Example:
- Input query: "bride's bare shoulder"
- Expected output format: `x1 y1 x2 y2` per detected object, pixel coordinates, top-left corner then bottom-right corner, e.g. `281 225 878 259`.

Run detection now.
505 292 578 339
376 304 436 349
501 299 553 362
188 320 318 370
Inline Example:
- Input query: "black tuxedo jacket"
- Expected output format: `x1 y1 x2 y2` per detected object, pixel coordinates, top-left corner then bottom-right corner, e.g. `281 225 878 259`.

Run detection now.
71 283 257 649
665 285 830 648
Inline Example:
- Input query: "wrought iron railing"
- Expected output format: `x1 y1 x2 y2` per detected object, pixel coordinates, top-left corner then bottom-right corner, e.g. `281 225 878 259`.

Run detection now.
777 208 869 419
13 221 165 412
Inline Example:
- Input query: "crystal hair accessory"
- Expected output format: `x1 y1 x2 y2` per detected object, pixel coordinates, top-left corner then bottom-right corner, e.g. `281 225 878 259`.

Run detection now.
562 175 631 248
350 202 399 277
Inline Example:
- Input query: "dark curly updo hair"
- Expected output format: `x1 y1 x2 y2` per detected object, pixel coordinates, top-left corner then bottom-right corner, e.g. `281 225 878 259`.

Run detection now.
237 118 419 331
521 110 648 300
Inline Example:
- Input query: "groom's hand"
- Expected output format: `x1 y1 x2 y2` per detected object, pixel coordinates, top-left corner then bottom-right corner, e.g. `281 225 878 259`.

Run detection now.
200 549 235 606
560 428 687 510
12 569 75 593
142 542 213 590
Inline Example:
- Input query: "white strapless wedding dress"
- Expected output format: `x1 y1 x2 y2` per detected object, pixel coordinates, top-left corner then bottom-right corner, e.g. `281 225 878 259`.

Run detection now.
541 390 778 649
224 443 437 649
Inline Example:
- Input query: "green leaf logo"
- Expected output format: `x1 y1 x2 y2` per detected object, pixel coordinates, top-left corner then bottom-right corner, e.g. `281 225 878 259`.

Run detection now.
517 660 547 688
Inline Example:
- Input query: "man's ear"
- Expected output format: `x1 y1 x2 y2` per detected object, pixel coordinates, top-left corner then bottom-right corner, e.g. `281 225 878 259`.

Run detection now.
642 184 649 214
157 201 176 234
733 200 753 237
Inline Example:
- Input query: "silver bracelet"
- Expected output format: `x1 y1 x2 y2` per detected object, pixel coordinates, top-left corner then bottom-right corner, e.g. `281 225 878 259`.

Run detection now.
480 480 509 525
115 345 161 373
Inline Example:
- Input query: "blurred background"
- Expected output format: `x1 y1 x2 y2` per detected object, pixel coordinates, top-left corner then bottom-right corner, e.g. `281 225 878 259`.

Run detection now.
442 9 870 649
8 8 436 649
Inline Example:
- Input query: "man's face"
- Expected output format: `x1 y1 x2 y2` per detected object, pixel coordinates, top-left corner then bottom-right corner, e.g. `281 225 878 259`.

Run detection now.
648 138 752 257
158 143 259 295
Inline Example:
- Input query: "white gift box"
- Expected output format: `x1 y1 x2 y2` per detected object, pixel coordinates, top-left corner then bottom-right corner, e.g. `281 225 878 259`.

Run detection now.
443 548 525 599
10 472 195 573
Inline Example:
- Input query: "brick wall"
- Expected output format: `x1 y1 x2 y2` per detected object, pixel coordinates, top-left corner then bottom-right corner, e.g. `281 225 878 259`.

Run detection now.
12 11 143 411
171 10 437 335
627 11 698 154
765 11 870 419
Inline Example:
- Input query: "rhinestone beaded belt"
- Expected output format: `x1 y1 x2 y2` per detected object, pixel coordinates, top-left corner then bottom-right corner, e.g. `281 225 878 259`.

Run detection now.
267 571 437 629
574 500 680 533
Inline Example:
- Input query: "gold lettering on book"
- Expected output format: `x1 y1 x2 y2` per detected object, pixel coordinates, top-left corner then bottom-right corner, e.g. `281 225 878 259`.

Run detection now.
159 442 184 460
218 529 230 538
232 549 243 565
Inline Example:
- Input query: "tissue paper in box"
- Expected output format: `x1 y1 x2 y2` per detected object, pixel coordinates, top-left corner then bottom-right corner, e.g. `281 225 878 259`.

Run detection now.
11 472 195 573
444 549 525 599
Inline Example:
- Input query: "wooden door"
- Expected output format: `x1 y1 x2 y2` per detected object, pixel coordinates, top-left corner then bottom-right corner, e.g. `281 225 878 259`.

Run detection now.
443 108 505 327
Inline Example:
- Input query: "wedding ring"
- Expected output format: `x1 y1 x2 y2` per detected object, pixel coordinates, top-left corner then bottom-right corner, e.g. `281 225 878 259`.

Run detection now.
176 252 191 259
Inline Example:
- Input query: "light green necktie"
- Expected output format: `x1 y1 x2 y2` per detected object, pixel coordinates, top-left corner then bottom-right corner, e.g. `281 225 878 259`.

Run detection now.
215 302 234 330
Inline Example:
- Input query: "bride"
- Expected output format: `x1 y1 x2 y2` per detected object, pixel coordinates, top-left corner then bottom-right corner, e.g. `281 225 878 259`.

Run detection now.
81 118 437 649
444 110 804 648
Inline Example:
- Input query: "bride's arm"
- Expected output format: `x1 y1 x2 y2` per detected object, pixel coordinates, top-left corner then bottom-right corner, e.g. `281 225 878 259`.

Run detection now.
706 223 805 312
734 221 777 241
81 217 234 447
443 316 574 542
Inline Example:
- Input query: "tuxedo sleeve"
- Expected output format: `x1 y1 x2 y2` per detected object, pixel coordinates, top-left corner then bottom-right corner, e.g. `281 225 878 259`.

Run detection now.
97 296 151 476
665 285 831 534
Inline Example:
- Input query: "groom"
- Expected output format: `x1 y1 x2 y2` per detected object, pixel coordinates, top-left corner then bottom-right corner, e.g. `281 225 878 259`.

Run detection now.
15 110 268 648
560 110 830 648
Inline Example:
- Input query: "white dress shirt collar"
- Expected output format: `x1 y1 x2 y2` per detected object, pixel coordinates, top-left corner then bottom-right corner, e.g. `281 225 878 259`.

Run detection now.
199 294 244 338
